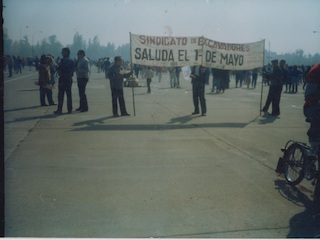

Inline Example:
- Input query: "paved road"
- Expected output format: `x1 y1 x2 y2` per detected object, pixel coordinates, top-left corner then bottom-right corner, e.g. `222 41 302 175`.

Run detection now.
3 67 320 237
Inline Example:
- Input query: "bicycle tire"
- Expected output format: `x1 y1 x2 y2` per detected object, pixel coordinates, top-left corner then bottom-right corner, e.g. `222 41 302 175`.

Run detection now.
284 143 307 186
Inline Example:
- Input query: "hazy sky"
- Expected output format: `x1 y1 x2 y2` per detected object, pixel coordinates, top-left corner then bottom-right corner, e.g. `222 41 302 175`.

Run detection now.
3 0 320 55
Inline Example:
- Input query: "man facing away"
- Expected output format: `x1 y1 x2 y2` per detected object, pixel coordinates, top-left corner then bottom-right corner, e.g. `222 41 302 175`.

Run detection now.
261 59 283 116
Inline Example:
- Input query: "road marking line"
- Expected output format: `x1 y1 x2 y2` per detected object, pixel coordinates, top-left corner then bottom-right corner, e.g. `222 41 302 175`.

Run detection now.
4 73 37 83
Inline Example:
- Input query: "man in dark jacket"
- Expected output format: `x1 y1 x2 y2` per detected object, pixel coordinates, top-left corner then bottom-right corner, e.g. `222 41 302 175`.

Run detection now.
262 59 283 116
107 56 132 117
190 65 207 116
54 48 75 114
304 63 320 157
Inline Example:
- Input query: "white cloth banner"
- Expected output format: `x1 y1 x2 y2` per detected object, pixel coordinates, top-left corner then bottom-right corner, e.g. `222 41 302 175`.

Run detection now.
130 33 265 70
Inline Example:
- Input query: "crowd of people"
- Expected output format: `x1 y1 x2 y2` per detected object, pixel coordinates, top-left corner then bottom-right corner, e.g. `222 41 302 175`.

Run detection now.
4 50 318 120
3 55 41 77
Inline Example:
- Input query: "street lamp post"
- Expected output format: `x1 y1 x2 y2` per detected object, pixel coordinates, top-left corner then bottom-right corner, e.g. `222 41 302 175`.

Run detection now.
32 30 43 59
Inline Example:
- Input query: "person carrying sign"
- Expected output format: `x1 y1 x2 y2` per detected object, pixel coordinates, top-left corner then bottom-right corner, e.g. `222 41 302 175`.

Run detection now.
190 65 207 116
107 56 132 117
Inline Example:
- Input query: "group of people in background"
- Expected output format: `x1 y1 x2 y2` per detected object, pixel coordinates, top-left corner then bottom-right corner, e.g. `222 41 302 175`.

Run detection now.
3 55 40 77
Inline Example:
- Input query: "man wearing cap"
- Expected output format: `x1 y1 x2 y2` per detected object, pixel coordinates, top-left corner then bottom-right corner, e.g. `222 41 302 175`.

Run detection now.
262 59 283 116
107 56 132 117
76 50 90 112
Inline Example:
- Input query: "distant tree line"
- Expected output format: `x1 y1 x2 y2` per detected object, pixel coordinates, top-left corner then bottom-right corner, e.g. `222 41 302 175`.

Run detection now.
4 32 131 62
4 31 320 66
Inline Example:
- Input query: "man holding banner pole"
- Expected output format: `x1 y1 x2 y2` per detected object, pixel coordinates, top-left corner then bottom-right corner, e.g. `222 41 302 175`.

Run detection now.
107 56 132 117
190 65 207 116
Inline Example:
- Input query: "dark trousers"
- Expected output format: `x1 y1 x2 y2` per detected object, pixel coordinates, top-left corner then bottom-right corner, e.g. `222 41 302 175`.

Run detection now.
147 78 151 93
111 88 127 115
192 84 206 114
308 110 320 143
263 85 282 115
57 78 73 112
40 87 54 105
77 78 88 110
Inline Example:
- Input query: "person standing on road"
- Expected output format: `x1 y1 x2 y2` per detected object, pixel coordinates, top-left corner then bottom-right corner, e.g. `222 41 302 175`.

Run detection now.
104 57 111 79
6 55 13 77
251 68 258 89
75 50 90 112
38 55 55 106
107 56 132 117
145 66 154 93
169 67 176 88
54 48 75 114
190 65 207 116
175 67 181 88
261 59 283 116
304 63 320 157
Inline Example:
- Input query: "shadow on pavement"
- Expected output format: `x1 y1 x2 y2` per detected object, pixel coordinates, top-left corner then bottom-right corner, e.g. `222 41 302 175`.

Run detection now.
71 122 250 131
4 105 45 113
5 113 60 123
71 115 262 131
274 179 320 237
168 114 200 124
72 116 115 127
258 113 278 124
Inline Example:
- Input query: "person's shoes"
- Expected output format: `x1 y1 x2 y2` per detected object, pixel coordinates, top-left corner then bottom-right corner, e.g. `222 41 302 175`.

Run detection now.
113 114 120 118
80 109 88 112
76 107 82 111
54 110 62 114
122 113 130 116
68 110 72 114
192 112 199 115
49 103 56 106
202 113 206 116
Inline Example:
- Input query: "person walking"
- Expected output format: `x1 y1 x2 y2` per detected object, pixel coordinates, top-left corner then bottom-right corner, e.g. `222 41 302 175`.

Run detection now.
169 67 176 88
145 66 154 93
261 59 283 116
190 65 207 116
104 57 111 79
75 50 90 112
107 56 132 117
175 67 181 88
290 65 302 93
251 68 258 88
54 48 75 114
6 55 13 77
38 55 55 106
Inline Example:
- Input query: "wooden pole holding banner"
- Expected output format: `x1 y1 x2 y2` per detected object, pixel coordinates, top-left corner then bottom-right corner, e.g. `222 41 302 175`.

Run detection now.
201 35 204 66
259 39 266 116
129 32 136 116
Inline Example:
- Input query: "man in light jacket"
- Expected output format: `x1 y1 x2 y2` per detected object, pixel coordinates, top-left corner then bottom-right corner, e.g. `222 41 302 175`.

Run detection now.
76 50 90 112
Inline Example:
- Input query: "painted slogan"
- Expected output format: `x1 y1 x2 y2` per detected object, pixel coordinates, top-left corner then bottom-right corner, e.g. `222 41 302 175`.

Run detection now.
130 34 265 70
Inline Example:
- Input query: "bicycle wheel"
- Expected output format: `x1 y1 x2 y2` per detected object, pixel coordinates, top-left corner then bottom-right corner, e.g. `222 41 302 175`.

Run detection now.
284 143 307 186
